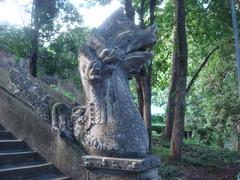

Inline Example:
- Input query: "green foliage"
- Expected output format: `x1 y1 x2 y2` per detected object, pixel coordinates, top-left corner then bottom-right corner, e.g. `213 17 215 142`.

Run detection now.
184 0 239 147
39 27 90 79
148 0 239 148
0 24 31 58
182 144 240 169
152 115 164 124
0 21 89 88
152 0 173 92
33 0 82 40
129 79 138 104
0 0 85 80
152 130 161 139
50 84 76 101
152 116 165 135
152 125 165 134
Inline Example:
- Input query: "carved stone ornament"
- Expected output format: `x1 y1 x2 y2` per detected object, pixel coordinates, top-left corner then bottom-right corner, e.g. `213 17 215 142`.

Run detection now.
75 7 157 158
1 63 50 120
81 155 161 172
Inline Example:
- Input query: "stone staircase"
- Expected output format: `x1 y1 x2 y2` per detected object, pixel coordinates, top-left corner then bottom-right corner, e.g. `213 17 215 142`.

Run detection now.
0 124 70 180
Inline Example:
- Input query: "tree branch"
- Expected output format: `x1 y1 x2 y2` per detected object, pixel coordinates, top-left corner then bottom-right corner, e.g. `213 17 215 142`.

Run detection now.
186 45 219 94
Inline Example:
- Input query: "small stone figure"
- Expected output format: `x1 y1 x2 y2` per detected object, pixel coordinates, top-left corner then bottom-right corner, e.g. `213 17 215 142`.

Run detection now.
51 102 74 140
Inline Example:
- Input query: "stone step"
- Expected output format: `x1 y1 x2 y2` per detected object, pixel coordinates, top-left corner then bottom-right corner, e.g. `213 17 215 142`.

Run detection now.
0 131 16 140
0 151 44 168
0 162 69 179
0 139 30 153
0 161 47 172
0 123 70 179
29 175 71 180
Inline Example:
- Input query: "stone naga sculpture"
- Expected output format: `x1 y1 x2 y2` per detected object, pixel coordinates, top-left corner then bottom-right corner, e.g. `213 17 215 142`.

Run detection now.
74 8 157 158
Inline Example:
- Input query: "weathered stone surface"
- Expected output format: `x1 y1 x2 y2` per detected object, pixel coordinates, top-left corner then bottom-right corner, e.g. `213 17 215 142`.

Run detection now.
81 155 161 180
0 53 72 122
81 155 160 172
75 7 157 158
86 167 160 180
9 68 50 120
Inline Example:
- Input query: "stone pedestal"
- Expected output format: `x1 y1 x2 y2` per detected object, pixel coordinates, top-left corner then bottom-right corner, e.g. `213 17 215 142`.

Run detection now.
81 155 161 180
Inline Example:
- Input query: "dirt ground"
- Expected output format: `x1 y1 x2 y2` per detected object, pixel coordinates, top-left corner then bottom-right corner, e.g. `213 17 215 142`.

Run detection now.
179 164 240 180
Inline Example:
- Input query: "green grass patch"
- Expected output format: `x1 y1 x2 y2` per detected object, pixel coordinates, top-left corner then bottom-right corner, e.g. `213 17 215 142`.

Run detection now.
152 146 183 179
152 146 170 158
182 143 240 169
153 140 240 179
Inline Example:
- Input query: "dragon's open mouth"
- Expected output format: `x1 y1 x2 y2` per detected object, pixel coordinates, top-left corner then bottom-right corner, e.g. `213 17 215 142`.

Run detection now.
125 37 156 62
122 50 153 75
125 24 157 56
122 29 156 75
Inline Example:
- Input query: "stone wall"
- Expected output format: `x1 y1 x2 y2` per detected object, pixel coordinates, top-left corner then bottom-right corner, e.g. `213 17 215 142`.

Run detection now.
0 87 87 179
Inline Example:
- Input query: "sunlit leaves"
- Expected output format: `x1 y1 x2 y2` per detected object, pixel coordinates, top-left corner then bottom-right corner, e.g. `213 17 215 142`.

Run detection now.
39 27 90 79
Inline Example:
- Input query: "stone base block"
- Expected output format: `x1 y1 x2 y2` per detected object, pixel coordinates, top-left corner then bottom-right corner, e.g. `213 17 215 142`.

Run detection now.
81 155 161 180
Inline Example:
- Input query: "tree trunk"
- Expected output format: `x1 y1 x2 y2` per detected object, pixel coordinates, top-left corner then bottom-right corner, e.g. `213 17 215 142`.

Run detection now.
139 67 152 151
165 0 179 141
136 75 144 117
170 0 188 161
237 134 240 151
140 0 145 29
142 0 156 152
150 0 156 25
30 0 40 77
236 124 240 151
136 0 145 118
138 0 153 152
124 0 135 22
231 0 240 95
165 42 178 140
136 68 151 150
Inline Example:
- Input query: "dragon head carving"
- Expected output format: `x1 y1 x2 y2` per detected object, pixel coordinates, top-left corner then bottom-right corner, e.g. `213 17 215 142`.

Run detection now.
77 8 157 158
82 7 157 80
